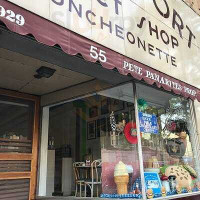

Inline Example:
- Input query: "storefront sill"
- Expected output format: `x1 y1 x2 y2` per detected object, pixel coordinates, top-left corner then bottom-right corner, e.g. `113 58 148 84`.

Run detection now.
150 191 200 200
36 196 102 200
36 197 139 200
37 191 200 200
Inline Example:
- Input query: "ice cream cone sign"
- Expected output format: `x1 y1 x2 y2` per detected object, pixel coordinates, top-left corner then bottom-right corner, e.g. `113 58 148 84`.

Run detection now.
114 161 129 195
146 189 154 199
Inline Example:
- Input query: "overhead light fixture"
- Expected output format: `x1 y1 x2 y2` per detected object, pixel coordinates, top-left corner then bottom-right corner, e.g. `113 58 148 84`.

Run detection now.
34 66 56 79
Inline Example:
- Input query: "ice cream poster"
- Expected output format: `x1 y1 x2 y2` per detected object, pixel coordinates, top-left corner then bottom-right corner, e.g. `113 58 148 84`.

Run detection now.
139 112 158 134
144 172 162 194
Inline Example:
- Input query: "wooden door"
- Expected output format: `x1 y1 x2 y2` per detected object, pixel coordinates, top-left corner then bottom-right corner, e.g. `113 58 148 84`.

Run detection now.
0 89 40 200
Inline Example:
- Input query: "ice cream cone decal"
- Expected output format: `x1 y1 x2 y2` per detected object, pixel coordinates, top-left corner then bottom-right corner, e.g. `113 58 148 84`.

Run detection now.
114 161 129 195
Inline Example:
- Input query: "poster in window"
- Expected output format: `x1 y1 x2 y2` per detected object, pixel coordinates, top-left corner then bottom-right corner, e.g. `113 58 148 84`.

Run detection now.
87 121 96 140
144 172 162 195
139 112 158 134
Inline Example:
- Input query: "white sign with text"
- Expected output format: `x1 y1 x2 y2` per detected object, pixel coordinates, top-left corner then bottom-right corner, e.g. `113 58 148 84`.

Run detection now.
7 0 200 89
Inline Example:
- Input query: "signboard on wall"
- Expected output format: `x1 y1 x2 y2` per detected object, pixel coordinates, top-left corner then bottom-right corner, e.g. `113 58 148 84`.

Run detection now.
6 0 200 89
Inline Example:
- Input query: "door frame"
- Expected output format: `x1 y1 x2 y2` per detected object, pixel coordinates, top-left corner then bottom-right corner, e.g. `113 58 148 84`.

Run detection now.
0 88 40 200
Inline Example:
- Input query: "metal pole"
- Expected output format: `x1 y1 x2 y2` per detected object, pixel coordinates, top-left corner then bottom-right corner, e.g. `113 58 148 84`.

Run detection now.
133 83 147 200
189 100 200 181
38 106 50 196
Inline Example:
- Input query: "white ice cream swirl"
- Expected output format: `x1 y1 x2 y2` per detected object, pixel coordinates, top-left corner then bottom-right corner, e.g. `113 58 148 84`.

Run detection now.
114 161 128 177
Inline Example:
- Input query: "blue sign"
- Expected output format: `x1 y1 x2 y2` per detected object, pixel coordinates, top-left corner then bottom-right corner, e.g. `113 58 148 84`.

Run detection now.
144 172 162 195
139 112 158 134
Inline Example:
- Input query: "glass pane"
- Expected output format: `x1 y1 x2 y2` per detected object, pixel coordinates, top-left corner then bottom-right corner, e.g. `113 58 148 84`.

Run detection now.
98 83 144 199
47 83 144 199
0 95 34 153
137 83 200 199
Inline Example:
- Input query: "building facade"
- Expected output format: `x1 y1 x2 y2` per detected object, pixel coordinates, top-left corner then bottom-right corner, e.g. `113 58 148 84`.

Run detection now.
0 0 200 200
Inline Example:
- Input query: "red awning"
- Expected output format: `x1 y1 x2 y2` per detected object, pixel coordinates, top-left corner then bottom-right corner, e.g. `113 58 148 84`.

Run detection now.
0 0 200 102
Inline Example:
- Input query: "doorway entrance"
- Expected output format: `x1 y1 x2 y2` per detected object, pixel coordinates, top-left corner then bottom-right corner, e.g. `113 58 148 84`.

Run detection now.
0 90 40 200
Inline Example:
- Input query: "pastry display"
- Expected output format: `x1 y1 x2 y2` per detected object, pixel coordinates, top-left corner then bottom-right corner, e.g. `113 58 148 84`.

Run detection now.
114 161 129 195
165 166 192 188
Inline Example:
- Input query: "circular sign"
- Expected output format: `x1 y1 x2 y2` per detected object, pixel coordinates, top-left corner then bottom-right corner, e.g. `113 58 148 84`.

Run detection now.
124 122 140 144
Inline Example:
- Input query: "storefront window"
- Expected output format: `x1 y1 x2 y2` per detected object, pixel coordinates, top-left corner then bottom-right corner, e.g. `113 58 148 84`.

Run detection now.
42 82 200 199
45 83 145 199
137 83 200 199
98 83 143 199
